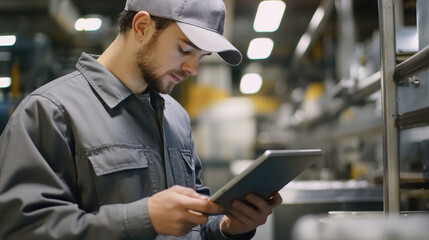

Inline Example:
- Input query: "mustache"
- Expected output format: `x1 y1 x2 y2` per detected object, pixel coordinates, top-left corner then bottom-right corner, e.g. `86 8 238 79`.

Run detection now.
172 71 189 81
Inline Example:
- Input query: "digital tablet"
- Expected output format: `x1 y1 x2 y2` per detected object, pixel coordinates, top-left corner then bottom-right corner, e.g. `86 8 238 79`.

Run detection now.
209 149 322 214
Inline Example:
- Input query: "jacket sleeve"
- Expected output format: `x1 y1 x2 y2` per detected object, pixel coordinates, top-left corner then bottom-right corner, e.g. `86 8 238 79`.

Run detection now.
0 95 156 240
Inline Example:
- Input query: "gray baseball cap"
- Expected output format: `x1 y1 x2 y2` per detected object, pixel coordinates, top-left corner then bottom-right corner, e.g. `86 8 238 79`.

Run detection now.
125 0 242 65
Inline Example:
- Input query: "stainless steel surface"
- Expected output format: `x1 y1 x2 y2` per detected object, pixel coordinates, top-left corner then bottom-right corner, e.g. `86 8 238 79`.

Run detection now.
334 0 356 81
293 212 429 240
291 0 335 70
281 180 383 204
417 0 429 50
396 0 429 114
395 45 429 80
275 181 383 240
297 71 381 129
397 106 429 129
378 0 400 215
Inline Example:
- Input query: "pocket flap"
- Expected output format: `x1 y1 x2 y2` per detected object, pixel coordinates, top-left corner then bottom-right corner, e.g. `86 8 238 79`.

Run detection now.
180 150 194 171
87 145 148 176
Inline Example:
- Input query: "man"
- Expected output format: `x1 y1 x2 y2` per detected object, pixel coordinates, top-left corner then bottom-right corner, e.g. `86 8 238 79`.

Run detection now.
0 0 282 239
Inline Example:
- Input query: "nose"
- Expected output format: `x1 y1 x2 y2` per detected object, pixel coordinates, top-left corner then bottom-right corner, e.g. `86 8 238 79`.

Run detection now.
181 55 199 76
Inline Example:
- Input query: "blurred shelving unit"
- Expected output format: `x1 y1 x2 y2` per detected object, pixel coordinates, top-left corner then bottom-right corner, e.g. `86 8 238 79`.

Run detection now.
285 0 429 215
289 1 429 239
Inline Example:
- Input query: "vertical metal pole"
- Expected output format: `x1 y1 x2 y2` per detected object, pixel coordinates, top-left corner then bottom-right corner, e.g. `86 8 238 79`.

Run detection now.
378 0 401 216
335 0 356 82
417 0 429 50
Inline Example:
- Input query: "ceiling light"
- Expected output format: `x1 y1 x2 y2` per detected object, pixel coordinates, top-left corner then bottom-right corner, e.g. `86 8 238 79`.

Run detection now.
253 1 286 32
0 35 16 47
240 73 263 94
0 77 11 88
74 18 102 31
247 38 274 60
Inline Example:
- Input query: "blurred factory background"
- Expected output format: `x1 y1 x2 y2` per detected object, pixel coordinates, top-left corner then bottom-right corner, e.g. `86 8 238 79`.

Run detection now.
1 0 429 239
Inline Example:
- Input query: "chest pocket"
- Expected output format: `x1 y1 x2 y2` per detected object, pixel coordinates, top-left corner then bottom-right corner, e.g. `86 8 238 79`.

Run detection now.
86 144 154 205
168 148 196 188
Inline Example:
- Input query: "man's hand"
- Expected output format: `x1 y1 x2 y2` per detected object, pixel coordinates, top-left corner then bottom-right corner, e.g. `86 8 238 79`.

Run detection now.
148 185 223 236
220 192 283 235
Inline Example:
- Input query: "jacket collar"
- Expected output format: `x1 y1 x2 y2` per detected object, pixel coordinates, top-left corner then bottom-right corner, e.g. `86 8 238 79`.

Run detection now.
76 52 134 109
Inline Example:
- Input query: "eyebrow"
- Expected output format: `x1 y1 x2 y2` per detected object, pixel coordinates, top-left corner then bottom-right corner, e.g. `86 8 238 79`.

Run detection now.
179 38 212 56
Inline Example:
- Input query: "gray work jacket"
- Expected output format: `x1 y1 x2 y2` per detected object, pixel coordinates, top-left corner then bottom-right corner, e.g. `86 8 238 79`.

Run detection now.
0 53 254 240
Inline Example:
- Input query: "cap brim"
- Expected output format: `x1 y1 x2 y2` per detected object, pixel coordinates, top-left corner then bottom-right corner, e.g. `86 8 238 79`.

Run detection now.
177 22 242 66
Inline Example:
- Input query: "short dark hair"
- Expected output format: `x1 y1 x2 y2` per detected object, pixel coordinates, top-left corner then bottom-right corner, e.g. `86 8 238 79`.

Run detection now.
118 11 175 34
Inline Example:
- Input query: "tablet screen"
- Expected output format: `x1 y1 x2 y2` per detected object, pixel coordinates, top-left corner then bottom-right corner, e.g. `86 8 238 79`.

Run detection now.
209 149 322 214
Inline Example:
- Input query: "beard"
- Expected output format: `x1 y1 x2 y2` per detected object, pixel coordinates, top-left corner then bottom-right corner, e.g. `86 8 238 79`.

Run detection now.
135 33 180 94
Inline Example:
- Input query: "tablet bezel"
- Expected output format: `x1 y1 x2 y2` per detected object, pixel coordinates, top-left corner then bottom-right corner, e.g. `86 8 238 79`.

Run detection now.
208 149 322 213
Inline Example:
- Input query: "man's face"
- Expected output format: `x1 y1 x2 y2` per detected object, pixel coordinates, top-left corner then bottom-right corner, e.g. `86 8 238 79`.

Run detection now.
136 22 211 94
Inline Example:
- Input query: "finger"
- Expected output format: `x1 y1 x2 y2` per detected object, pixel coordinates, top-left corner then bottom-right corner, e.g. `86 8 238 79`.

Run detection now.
199 195 209 200
231 200 260 219
205 200 224 214
171 187 222 214
230 199 270 227
268 192 283 207
245 194 270 211
182 196 223 215
171 185 212 202
171 185 202 198
227 205 253 226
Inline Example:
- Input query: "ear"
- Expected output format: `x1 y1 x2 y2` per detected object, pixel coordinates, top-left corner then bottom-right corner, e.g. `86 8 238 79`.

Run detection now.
132 11 155 43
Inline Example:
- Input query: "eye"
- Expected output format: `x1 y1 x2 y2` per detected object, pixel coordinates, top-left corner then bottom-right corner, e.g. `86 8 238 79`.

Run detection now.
178 47 190 55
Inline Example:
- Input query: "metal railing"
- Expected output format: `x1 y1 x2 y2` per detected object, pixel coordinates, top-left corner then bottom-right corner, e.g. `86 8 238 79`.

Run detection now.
378 0 429 216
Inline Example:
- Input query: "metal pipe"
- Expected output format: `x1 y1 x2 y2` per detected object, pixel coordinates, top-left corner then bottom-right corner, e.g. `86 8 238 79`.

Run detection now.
333 0 355 81
291 0 335 70
378 0 401 216
395 45 429 80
